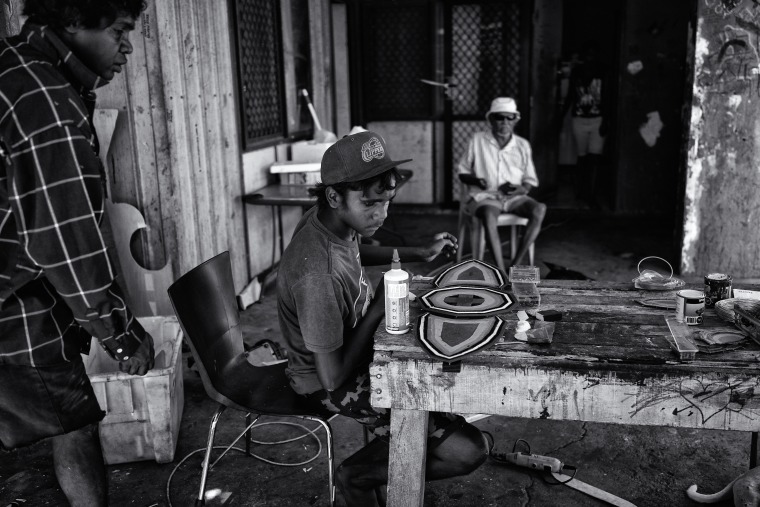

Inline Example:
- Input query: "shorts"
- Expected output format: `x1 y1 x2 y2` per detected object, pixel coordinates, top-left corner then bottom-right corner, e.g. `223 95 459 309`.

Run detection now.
572 116 605 156
466 194 534 218
0 359 105 449
303 370 464 448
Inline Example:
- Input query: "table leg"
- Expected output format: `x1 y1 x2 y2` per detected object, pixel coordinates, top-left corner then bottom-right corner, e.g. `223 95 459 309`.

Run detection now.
751 431 758 469
276 205 284 258
388 408 429 507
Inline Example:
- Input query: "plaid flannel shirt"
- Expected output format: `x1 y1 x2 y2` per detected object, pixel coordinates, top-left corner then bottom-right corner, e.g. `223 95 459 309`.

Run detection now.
0 24 147 367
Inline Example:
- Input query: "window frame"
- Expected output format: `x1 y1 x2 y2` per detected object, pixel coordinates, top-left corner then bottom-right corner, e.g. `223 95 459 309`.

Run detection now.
233 0 314 152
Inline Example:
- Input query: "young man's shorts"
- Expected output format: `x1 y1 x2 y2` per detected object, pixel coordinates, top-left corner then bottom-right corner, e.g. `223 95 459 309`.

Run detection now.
571 116 605 156
467 193 535 218
0 358 105 449
304 369 465 449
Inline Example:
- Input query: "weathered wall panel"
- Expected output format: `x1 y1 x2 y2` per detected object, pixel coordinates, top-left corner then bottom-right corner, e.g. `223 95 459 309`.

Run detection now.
96 1 248 291
367 121 434 204
684 0 760 277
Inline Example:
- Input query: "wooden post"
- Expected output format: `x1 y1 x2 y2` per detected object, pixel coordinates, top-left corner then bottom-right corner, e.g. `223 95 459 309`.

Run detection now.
387 409 428 507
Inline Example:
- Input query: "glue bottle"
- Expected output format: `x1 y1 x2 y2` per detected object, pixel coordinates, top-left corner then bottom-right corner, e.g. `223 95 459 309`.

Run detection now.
384 249 410 334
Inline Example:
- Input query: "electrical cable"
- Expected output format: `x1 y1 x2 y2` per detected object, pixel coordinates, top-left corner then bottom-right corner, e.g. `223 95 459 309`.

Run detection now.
165 419 329 507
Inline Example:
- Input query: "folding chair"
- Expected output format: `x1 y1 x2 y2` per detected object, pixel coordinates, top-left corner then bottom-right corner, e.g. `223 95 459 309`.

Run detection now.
456 185 535 266
168 251 335 506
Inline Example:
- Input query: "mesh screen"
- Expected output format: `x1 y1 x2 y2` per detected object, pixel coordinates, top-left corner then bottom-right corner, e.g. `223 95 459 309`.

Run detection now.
452 121 490 198
450 1 521 201
362 4 433 120
236 0 285 145
451 1 521 117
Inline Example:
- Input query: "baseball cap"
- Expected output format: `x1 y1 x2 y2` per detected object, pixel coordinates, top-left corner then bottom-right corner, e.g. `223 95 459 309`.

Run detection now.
321 131 412 185
485 97 520 120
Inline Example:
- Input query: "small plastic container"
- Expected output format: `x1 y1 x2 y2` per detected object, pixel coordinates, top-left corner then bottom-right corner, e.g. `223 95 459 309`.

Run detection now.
513 282 541 309
509 265 540 284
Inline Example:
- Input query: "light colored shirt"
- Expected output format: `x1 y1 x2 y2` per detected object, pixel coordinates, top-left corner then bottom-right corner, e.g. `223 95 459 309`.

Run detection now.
457 131 538 201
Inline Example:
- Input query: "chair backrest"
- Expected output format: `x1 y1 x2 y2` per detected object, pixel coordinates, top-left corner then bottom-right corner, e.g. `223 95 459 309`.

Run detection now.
168 252 243 385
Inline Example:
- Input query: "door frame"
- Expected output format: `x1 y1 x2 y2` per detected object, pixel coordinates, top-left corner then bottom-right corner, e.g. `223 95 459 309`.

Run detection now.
346 0 534 205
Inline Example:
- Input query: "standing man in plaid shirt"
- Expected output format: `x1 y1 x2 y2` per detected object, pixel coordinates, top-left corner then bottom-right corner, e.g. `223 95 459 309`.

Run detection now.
0 1 153 505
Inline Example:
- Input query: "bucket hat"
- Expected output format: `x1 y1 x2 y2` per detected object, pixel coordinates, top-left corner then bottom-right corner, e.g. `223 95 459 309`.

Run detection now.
485 97 520 121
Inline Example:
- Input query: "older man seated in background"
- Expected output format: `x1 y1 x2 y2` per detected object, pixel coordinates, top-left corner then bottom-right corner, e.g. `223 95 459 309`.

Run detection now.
457 96 546 274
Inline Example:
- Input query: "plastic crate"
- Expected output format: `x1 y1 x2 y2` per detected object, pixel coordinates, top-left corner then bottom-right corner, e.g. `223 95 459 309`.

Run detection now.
82 316 184 464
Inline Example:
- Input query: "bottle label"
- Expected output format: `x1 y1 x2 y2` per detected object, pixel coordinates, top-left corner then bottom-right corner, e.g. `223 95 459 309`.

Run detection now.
387 281 407 299
385 281 409 332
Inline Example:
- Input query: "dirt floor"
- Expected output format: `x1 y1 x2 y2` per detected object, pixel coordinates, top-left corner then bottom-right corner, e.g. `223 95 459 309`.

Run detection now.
1 208 753 507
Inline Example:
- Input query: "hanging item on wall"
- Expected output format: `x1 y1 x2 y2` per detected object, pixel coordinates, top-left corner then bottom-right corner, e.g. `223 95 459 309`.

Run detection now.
93 108 173 317
106 200 174 317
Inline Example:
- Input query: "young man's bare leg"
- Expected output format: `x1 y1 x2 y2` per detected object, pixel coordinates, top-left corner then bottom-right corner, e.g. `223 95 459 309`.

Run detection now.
336 438 390 507
51 423 108 507
336 422 487 506
510 200 546 266
477 206 506 274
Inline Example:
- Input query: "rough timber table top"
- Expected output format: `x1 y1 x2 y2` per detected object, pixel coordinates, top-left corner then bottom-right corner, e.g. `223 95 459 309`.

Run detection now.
370 279 760 506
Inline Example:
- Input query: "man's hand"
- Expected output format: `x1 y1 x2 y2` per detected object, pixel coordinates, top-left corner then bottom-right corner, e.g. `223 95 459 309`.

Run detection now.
119 334 155 376
420 232 458 262
498 182 516 195
459 173 487 190
499 183 529 196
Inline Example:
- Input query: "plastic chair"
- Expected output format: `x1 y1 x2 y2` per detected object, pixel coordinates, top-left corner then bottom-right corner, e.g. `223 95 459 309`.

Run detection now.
456 185 535 265
167 251 335 506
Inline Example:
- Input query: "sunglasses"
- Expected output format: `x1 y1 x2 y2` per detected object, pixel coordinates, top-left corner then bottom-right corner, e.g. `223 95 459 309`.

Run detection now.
491 113 519 122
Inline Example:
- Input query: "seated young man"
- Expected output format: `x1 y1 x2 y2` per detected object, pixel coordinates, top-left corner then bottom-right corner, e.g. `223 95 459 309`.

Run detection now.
277 131 488 505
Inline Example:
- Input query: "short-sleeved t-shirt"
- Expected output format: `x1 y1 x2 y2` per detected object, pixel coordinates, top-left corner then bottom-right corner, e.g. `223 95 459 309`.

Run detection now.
277 206 373 395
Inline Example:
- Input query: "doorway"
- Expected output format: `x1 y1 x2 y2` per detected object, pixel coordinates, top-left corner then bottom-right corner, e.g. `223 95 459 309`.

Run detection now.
553 0 621 211
551 0 696 220
348 0 531 204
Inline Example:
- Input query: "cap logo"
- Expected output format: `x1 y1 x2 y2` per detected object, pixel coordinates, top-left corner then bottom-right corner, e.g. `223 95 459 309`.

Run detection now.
361 137 385 162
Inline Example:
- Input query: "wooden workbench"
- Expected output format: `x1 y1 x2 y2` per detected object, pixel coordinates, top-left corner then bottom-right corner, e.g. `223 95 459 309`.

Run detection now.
370 279 760 506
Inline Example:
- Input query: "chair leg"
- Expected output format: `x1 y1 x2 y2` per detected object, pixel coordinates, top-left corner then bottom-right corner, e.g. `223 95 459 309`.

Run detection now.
528 243 535 266
474 220 485 261
457 219 466 262
196 405 226 506
307 417 335 507
510 225 518 262
245 413 251 456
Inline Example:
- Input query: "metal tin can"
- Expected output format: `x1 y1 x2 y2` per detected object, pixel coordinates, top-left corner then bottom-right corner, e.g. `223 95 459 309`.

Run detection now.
676 289 705 325
704 273 732 308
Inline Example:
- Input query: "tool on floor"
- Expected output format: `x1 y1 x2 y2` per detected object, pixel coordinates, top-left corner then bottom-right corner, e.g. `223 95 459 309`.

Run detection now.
300 89 337 143
493 449 565 473
551 472 638 507
490 438 576 476
490 439 638 507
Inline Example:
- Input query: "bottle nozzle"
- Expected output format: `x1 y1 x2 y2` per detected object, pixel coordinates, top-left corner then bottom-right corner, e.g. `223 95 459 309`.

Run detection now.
391 248 401 269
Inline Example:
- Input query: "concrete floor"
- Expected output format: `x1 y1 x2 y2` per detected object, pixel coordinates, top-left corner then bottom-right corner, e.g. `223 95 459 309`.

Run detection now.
0 207 750 507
